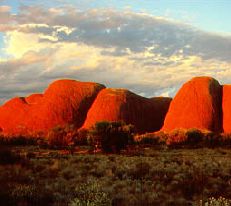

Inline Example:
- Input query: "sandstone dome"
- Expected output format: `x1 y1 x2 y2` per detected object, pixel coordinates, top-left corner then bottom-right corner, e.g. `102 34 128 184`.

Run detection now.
222 85 231 133
161 76 222 132
0 79 105 135
82 88 171 133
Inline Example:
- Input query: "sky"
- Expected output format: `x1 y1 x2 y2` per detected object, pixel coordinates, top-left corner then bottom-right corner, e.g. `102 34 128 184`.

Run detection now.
0 0 231 104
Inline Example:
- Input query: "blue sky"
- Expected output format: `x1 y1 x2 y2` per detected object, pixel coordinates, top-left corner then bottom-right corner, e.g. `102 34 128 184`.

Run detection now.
0 0 231 103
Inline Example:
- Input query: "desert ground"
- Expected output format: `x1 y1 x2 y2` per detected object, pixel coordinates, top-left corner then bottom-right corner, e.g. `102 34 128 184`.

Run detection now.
0 144 231 206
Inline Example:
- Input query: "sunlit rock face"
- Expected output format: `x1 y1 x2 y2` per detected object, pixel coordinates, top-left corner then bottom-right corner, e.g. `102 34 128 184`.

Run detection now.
25 94 43 104
82 88 171 133
162 76 222 132
222 85 231 133
0 97 31 135
3 76 229 137
0 79 105 135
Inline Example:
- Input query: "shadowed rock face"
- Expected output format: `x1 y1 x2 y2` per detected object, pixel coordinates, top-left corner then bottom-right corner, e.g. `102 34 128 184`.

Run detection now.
82 88 171 133
162 76 222 132
222 85 231 133
0 79 105 135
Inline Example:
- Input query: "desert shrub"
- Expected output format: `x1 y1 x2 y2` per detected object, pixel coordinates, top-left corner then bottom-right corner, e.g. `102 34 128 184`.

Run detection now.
70 180 111 206
201 196 231 206
46 125 76 149
47 126 67 148
166 129 187 146
165 129 222 148
220 133 231 147
129 162 151 180
88 121 134 153
10 184 53 205
202 131 222 147
74 128 89 145
185 128 204 146
0 135 38 145
134 131 167 145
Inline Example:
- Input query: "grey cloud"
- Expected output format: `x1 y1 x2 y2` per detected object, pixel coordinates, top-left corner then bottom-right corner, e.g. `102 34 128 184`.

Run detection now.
10 6 231 62
1 6 231 104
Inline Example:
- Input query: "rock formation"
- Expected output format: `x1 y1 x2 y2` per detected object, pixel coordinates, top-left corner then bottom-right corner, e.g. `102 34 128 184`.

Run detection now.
82 88 171 133
1 76 228 137
0 79 105 135
25 94 43 104
0 97 30 134
222 85 231 133
161 76 222 132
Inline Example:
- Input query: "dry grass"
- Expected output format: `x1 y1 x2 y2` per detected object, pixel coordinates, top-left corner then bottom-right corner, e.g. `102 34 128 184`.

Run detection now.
0 146 230 205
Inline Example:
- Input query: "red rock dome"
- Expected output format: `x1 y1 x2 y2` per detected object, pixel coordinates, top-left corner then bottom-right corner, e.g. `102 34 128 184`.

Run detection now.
0 97 30 134
0 79 105 135
162 76 222 132
25 94 43 104
82 88 171 133
222 85 231 133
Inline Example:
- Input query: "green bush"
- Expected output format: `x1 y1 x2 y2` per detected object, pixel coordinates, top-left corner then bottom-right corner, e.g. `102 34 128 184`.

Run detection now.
88 121 134 153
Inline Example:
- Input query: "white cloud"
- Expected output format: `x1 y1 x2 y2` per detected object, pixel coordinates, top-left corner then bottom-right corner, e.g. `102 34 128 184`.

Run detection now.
0 6 231 104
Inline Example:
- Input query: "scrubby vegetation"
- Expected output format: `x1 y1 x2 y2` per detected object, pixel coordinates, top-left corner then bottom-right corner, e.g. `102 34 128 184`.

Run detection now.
87 121 134 153
1 122 231 205
0 146 231 205
1 122 231 150
135 128 231 148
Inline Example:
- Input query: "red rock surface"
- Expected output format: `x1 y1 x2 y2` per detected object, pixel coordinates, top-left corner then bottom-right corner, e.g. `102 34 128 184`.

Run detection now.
0 79 105 135
162 77 222 132
0 97 30 134
82 88 171 133
25 94 43 104
222 85 231 133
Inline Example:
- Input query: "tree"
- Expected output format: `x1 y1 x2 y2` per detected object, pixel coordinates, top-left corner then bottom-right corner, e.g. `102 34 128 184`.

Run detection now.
88 121 134 153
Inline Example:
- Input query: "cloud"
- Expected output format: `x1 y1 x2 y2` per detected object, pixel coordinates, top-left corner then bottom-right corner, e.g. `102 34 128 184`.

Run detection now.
0 5 12 24
3 6 228 63
0 6 231 104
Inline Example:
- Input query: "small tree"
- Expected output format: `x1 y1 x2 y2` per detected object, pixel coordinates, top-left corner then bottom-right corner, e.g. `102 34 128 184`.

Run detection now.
88 121 134 153
46 125 76 149
185 128 203 145
74 128 89 145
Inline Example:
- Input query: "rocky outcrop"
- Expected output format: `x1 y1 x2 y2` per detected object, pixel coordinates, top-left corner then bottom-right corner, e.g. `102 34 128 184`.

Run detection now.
162 77 222 132
25 94 43 104
2 76 228 137
82 88 171 133
222 85 231 133
0 79 105 135
0 97 30 134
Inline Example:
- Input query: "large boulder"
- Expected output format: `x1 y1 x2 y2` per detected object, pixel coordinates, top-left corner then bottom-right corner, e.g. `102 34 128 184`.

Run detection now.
162 76 222 132
82 88 171 133
222 85 231 133
0 79 105 135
